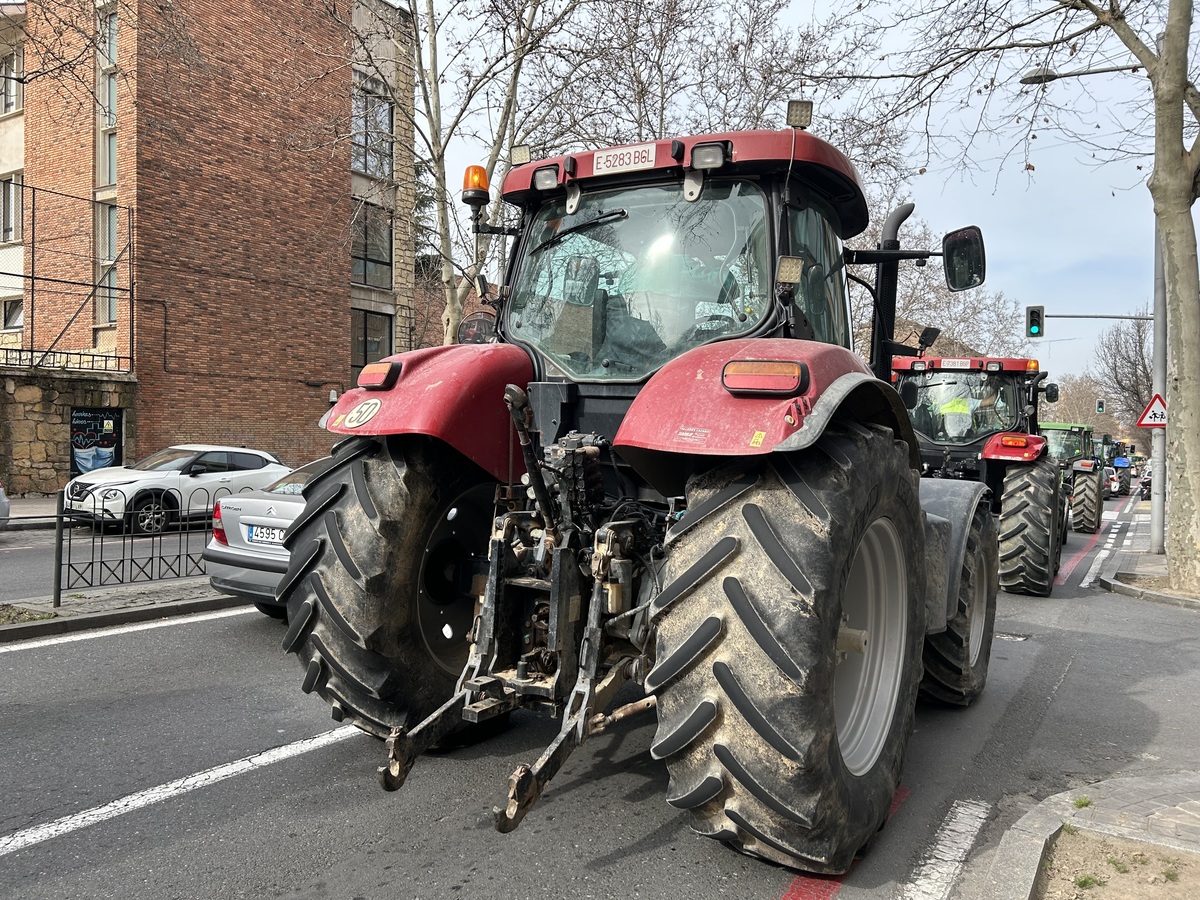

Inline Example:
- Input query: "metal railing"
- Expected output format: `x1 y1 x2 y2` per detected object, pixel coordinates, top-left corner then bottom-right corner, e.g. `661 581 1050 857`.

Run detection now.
49 485 246 606
1 347 132 372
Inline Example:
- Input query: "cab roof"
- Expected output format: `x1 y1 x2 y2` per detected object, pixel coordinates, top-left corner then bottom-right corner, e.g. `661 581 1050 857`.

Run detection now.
500 129 869 238
892 356 1042 375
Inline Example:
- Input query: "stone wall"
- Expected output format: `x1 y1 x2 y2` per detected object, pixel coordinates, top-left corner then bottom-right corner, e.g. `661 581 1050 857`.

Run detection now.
0 367 137 495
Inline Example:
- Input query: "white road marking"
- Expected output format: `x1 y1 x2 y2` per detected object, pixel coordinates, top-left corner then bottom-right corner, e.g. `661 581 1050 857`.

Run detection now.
1080 549 1110 589
0 726 359 857
0 607 256 654
901 799 991 900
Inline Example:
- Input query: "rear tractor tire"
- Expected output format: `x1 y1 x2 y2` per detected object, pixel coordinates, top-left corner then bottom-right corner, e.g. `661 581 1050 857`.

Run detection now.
998 456 1063 597
277 435 496 738
648 421 924 874
1117 468 1132 496
919 501 998 706
1070 470 1103 534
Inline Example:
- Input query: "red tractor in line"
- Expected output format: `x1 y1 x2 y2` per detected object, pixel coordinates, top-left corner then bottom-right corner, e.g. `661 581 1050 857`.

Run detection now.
278 112 999 874
892 356 1067 596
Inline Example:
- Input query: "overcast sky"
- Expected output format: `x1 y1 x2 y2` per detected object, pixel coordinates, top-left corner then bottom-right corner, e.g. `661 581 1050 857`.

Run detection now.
907 134 1157 380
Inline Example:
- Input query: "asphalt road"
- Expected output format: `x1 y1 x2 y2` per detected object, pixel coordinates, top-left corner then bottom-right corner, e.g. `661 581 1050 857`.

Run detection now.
2 495 1198 899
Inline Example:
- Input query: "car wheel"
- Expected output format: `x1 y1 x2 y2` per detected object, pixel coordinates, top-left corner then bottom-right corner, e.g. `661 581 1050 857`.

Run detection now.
131 494 172 535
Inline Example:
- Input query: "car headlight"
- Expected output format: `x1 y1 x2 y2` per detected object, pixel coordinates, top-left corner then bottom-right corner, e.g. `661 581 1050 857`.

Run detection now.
101 489 125 501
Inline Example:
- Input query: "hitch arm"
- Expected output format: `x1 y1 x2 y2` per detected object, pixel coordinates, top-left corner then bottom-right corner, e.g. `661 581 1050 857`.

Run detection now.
492 577 628 833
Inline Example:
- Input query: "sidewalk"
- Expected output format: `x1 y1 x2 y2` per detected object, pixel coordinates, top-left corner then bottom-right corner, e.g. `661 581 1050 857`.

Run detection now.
2 496 1198 898
985 503 1200 899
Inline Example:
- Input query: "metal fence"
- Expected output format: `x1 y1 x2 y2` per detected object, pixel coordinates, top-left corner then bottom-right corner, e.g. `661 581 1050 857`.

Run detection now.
51 485 247 605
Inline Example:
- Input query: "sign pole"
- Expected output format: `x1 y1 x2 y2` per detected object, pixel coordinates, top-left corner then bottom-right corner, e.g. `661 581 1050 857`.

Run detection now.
1151 223 1166 555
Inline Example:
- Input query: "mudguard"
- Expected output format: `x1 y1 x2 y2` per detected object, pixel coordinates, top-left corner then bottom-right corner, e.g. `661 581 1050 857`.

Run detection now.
325 344 533 482
613 337 919 496
918 479 991 633
980 432 1046 463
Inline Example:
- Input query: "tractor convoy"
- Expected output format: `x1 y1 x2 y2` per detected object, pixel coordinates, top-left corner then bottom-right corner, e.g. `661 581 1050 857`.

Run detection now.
891 356 1066 597
277 113 1001 874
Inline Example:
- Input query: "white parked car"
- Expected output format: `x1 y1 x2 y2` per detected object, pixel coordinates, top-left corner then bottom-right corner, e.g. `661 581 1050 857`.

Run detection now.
202 459 326 618
64 445 290 535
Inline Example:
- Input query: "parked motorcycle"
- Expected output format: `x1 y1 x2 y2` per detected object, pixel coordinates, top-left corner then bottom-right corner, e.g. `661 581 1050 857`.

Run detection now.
1139 472 1152 500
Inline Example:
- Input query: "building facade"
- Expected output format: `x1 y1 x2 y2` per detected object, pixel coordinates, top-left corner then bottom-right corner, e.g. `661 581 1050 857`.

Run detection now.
0 0 414 493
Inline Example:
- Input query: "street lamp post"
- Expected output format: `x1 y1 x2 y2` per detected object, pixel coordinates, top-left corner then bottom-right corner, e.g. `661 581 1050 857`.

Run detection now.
1021 59 1166 554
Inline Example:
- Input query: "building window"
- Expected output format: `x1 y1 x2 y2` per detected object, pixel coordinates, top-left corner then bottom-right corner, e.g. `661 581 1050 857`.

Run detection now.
98 11 117 187
352 202 393 289
2 297 20 329
96 203 118 324
351 82 394 178
1 50 21 114
1 174 21 243
351 309 393 384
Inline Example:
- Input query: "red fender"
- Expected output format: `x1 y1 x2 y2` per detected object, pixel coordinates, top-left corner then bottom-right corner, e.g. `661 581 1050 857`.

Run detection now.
614 338 916 496
326 344 533 481
980 432 1047 463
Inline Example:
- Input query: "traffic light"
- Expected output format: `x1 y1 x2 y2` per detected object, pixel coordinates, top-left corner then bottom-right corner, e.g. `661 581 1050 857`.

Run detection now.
1025 305 1045 337
1096 398 1106 414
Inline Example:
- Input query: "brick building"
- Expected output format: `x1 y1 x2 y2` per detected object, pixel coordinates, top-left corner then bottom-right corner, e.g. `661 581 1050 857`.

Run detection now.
0 0 415 493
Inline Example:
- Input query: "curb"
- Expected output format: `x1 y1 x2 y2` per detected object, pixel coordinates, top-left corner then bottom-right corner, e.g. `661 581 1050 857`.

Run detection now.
4 517 58 531
1099 553 1200 612
0 591 252 643
983 773 1200 900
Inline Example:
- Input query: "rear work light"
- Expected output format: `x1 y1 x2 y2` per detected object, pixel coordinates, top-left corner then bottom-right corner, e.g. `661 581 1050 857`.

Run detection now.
532 166 560 190
911 361 927 371
212 501 228 546
722 360 809 396
357 360 401 390
1000 435 1030 448
691 142 727 170
985 361 1002 372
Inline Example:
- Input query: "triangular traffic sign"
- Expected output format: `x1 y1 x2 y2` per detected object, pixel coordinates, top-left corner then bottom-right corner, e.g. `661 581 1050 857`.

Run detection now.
1136 393 1168 428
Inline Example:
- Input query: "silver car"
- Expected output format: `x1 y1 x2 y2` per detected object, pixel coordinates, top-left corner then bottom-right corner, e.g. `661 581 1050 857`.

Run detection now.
0 475 10 529
202 460 325 618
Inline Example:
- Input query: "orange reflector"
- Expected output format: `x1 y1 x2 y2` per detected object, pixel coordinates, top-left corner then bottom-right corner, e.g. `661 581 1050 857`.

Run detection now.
357 361 400 390
1000 435 1029 448
463 165 489 192
722 360 809 395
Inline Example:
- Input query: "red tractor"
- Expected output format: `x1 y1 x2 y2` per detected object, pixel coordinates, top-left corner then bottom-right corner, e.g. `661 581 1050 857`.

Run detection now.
279 116 998 874
891 356 1066 596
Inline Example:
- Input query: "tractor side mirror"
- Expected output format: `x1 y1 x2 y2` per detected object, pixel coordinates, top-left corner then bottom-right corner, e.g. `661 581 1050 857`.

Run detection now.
1043 383 1060 403
945 225 984 292
899 380 919 409
942 226 986 291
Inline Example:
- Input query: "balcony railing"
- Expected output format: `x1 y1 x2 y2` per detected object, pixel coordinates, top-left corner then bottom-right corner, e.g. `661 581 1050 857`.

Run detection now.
1 346 132 372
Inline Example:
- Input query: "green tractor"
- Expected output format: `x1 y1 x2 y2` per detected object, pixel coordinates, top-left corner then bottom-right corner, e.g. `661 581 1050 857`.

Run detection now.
1039 422 1103 534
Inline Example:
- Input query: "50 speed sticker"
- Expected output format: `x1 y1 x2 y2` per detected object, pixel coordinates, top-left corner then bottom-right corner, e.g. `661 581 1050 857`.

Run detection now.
344 398 382 428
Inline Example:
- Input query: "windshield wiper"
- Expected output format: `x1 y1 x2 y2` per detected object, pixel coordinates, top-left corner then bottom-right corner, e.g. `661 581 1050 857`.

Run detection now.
532 209 628 254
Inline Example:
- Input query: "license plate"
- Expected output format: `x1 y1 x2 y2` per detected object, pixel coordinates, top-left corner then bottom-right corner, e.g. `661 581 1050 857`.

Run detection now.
247 525 286 545
592 143 656 175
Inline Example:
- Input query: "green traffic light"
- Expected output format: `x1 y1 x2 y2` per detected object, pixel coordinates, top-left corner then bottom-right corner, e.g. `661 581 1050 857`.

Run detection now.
1030 325 1040 334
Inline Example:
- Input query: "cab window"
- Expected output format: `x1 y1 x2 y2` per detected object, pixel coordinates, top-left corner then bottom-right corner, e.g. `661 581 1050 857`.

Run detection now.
787 205 850 348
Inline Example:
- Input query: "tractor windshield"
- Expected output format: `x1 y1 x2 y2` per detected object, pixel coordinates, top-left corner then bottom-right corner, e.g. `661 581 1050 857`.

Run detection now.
506 180 772 380
1043 430 1085 463
900 370 1021 443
